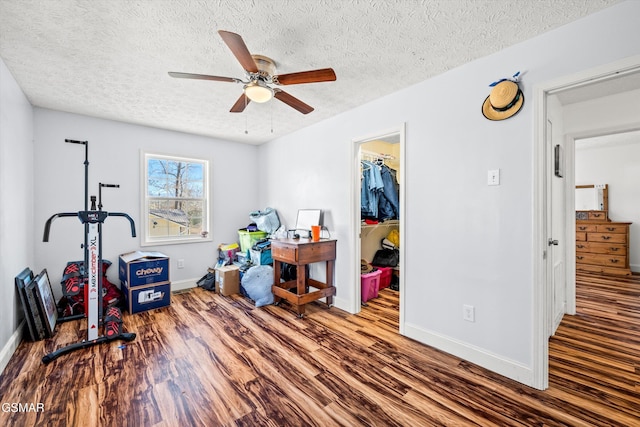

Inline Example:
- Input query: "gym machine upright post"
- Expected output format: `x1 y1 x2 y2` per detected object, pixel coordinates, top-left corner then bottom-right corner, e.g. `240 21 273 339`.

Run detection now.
41 139 137 364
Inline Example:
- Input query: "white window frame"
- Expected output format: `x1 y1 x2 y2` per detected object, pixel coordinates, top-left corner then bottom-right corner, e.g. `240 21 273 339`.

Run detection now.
141 151 211 246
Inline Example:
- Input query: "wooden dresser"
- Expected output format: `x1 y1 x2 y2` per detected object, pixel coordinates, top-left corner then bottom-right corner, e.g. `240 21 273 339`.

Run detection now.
576 211 632 276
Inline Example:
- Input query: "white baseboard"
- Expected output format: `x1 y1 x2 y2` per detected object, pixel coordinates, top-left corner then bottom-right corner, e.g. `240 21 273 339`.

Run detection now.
630 263 639 273
332 296 352 313
0 321 24 375
403 322 535 388
171 278 198 292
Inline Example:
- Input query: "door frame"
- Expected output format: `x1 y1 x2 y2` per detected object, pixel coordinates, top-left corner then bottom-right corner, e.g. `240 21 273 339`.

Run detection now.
351 124 406 333
532 54 640 390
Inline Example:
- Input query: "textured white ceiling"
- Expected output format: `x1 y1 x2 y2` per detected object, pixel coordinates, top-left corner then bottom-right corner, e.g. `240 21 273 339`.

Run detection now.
0 0 620 145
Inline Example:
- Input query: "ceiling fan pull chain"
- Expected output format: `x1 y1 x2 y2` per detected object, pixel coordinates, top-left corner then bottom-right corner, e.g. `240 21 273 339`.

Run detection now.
244 95 249 134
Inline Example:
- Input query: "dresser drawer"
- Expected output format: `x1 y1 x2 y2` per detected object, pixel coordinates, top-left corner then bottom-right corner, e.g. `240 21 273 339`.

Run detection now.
575 253 626 267
576 232 587 242
587 232 627 244
576 224 597 232
588 211 607 221
595 224 628 234
576 241 627 256
576 263 632 276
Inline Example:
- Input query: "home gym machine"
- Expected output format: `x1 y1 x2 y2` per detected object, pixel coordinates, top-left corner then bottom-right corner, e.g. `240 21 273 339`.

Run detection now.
42 139 136 364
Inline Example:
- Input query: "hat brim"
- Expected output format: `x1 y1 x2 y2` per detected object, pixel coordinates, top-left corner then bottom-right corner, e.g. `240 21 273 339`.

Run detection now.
482 90 524 121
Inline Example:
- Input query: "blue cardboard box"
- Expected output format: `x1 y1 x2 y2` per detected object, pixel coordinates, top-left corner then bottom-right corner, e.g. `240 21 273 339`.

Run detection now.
119 251 169 287
121 280 171 314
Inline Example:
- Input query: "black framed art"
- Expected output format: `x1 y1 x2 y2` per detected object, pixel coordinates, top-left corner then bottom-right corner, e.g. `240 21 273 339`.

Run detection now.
15 268 39 341
32 269 58 338
24 274 47 340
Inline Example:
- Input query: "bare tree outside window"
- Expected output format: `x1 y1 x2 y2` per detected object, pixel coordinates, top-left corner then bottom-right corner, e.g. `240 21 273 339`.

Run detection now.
143 153 209 245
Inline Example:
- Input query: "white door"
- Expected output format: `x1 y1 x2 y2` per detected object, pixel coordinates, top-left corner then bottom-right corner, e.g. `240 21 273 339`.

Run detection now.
547 111 567 335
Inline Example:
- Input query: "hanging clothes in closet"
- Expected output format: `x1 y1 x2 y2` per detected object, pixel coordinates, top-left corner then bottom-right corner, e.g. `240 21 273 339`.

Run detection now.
361 159 399 221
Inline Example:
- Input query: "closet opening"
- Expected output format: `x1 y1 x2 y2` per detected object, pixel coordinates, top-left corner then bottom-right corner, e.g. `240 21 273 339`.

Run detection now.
352 125 405 332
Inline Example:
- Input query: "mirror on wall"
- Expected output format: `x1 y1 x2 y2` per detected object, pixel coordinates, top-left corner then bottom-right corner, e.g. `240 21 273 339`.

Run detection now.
575 184 607 211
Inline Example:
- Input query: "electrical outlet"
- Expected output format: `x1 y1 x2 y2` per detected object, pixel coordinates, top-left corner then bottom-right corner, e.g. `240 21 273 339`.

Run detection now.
463 304 475 322
488 169 500 186
177 259 185 269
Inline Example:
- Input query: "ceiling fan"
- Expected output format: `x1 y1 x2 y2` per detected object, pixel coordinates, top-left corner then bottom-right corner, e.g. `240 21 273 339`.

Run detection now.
168 30 336 114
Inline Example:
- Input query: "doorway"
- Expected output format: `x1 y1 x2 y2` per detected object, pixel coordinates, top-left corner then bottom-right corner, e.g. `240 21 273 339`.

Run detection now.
352 125 406 333
534 55 640 390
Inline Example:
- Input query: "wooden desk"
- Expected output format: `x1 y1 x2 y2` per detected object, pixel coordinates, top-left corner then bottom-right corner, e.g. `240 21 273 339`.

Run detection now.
271 238 336 317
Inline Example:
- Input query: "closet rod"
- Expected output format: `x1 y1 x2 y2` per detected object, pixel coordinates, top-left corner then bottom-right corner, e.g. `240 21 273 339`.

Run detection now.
360 149 395 160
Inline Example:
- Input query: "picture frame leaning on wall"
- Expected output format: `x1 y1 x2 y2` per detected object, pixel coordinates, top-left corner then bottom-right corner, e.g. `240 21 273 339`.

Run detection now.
15 268 39 341
22 272 47 340
32 269 58 338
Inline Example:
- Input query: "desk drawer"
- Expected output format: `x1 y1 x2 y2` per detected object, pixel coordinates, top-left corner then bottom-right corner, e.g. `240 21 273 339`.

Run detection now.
272 245 297 263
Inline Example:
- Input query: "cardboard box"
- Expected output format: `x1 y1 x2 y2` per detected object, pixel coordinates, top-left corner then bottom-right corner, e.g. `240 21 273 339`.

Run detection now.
119 251 169 287
215 265 240 296
121 280 171 314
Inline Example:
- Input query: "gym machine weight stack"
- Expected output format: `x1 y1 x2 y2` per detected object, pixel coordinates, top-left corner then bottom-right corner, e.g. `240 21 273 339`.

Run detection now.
41 139 136 364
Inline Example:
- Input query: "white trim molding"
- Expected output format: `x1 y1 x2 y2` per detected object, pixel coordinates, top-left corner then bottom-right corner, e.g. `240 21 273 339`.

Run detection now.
404 323 534 386
0 321 25 375
532 54 640 391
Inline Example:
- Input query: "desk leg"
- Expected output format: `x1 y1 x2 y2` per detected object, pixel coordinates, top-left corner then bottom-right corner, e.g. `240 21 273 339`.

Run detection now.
273 260 282 304
296 264 306 317
326 259 335 307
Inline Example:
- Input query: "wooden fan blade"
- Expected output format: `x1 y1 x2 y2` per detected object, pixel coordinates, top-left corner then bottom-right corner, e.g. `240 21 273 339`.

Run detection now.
274 90 314 114
230 93 250 113
275 68 336 85
218 30 258 73
168 72 240 83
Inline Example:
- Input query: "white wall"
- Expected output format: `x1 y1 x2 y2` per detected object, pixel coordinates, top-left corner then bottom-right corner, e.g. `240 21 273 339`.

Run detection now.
33 109 260 298
575 135 640 271
257 1 640 386
0 58 34 371
564 88 640 136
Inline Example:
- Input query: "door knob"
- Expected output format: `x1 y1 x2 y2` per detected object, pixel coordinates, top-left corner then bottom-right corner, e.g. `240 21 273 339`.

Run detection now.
548 238 559 246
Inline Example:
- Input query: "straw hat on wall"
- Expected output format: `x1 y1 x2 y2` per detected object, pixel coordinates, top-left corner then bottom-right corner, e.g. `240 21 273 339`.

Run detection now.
482 79 524 121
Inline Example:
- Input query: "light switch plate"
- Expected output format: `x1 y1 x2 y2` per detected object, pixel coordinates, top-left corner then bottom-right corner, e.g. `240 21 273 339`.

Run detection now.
488 169 500 186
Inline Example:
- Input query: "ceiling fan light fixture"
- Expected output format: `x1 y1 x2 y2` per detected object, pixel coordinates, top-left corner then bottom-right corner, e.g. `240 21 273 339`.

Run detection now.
244 81 273 103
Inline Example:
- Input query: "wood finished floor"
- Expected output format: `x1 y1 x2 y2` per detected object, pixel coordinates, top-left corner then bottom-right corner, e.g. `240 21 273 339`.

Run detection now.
1 273 639 426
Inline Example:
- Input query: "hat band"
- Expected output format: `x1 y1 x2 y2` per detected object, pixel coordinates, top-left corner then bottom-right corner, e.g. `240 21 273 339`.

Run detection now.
491 90 521 112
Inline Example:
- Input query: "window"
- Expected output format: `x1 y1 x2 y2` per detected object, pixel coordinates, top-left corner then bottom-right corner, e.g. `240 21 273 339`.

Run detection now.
142 152 210 245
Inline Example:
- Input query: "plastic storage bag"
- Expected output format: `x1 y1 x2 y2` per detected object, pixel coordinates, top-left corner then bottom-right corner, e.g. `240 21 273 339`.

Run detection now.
241 265 274 307
249 208 280 234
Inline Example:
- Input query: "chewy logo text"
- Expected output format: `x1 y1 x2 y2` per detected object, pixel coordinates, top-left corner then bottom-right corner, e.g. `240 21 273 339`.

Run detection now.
136 267 163 276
